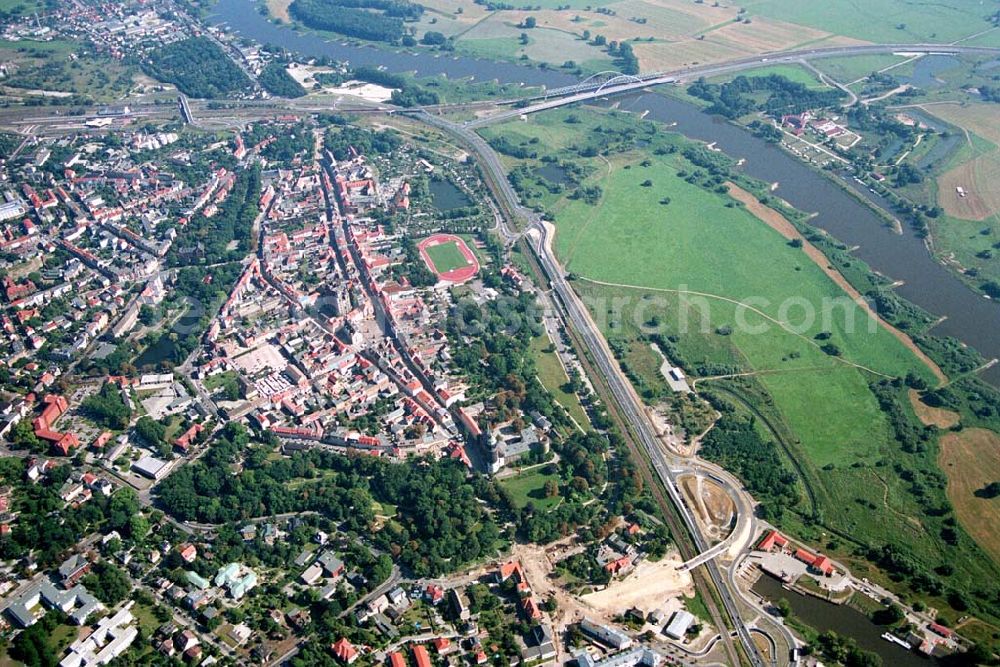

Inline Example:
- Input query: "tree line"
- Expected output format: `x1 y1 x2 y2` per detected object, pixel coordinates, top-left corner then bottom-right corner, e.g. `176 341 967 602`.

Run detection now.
688 74 843 120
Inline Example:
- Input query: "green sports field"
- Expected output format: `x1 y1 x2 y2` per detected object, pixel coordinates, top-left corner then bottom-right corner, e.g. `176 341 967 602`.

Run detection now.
424 240 470 274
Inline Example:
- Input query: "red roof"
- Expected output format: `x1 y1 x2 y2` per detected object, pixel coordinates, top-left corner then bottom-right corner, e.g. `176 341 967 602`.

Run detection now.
521 597 542 620
412 644 432 667
389 652 406 667
498 560 524 582
332 638 358 664
432 637 450 652
794 548 815 564
812 556 833 575
757 530 788 552
929 623 953 638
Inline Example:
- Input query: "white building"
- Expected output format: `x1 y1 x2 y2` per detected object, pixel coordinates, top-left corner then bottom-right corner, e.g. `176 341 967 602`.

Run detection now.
663 610 695 640
59 601 138 667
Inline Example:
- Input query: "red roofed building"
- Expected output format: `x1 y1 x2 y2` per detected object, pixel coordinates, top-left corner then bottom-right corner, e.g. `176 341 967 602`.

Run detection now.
389 652 406 667
605 556 631 574
32 395 80 456
425 584 445 605
812 555 834 576
521 597 542 621
794 548 815 565
174 423 204 453
412 645 431 667
52 432 81 456
756 530 789 553
794 547 834 576
929 623 953 639
496 560 525 584
177 543 197 563
432 637 451 654
332 638 359 664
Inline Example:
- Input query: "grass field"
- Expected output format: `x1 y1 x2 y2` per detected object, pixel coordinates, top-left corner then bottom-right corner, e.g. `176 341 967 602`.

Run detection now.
203 370 239 391
425 240 470 274
813 54 909 84
480 108 1000 617
740 0 997 44
0 38 135 101
455 16 611 68
499 467 562 511
939 428 1000 564
709 63 828 89
530 334 591 430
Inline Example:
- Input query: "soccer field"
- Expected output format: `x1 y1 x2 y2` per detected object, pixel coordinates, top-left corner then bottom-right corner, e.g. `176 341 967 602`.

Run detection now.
425 241 471 274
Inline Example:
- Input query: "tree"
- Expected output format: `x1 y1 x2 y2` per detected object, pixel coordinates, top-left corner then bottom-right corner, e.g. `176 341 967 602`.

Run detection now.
519 32 529 45
11 419 41 451
421 31 447 45
289 0 422 43
134 416 166 447
543 479 559 498
871 604 904 625
81 382 132 430
143 37 252 98
259 62 307 98
522 16 536 28
977 481 1000 499
129 514 151 540
83 562 132 605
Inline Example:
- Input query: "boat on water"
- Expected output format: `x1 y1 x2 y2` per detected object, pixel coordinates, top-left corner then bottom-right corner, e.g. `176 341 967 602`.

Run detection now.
882 632 912 650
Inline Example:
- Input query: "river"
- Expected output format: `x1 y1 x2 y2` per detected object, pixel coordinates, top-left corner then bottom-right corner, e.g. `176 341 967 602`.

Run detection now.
210 0 1000 385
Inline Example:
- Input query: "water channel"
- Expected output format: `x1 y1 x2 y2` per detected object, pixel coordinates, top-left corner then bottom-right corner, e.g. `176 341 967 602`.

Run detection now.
753 574 936 666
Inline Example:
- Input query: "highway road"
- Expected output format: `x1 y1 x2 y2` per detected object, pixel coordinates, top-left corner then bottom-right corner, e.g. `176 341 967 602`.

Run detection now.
409 109 769 666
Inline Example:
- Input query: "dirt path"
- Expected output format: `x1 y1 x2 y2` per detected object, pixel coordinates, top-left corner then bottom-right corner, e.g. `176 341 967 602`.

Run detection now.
578 276 896 380
726 183 947 386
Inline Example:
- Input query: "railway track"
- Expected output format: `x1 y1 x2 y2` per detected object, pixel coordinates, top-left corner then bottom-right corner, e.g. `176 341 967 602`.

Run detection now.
516 237 746 667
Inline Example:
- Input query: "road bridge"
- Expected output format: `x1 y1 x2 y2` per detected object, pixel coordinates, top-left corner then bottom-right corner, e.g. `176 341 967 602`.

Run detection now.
466 43 1000 128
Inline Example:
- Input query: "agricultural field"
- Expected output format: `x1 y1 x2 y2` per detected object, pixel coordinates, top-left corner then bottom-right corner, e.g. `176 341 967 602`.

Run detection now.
264 0 912 73
481 107 1000 618
938 428 1000 564
740 0 1000 45
904 102 1000 285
